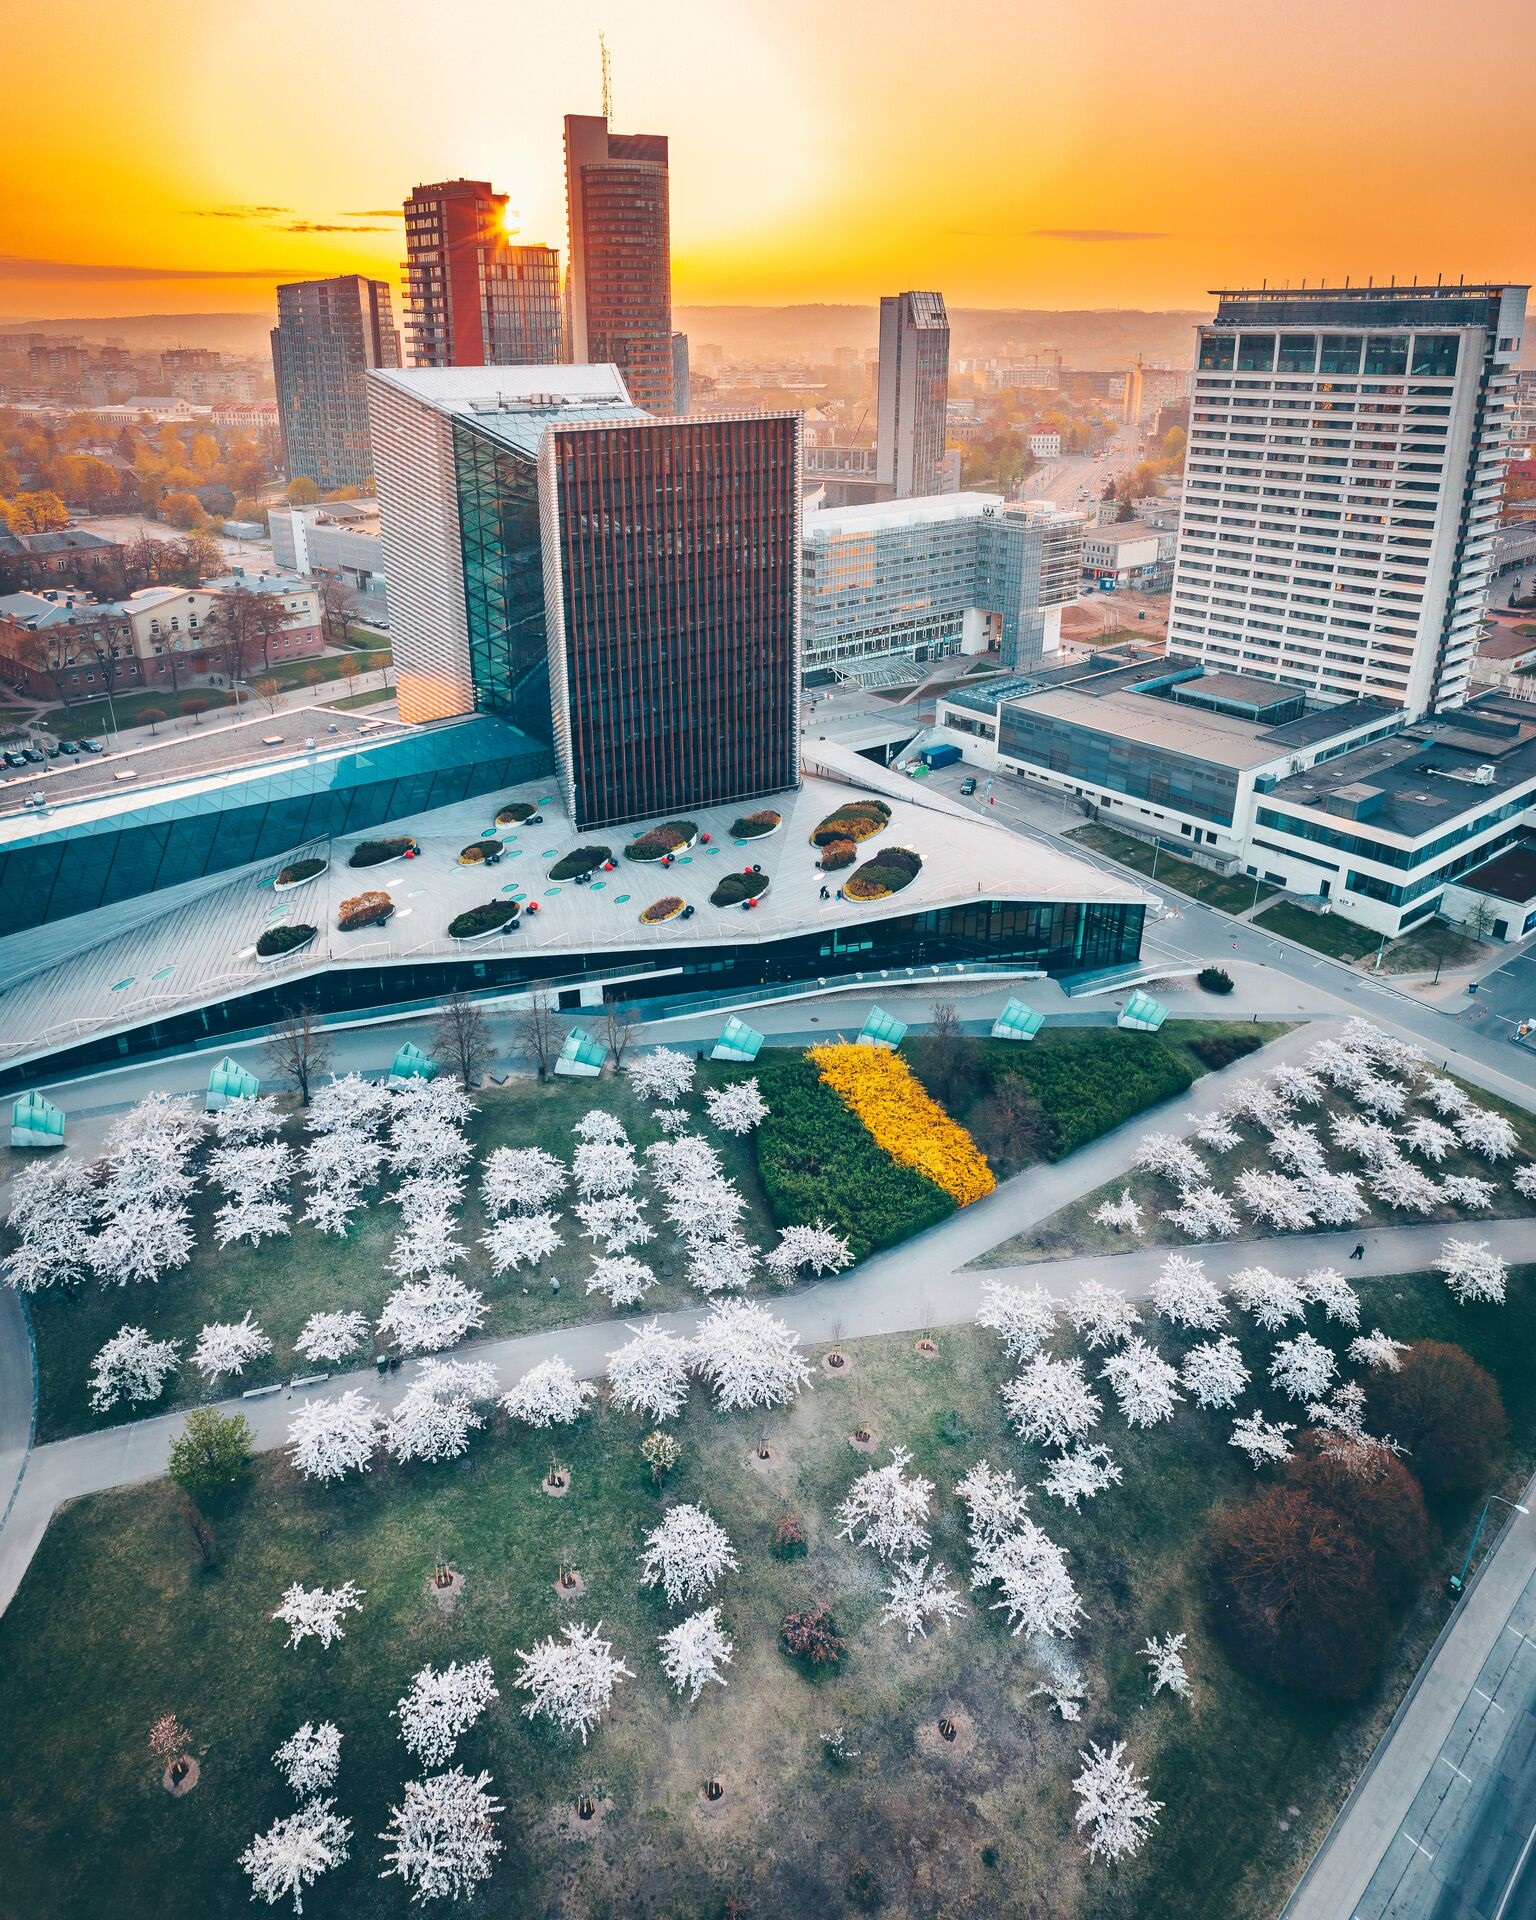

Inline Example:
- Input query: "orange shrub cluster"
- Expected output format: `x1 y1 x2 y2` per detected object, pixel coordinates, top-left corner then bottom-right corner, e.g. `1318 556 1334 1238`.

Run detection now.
808 1042 995 1206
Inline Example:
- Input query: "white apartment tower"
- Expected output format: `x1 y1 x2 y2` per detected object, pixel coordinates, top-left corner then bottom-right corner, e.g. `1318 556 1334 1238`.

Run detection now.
1167 283 1526 717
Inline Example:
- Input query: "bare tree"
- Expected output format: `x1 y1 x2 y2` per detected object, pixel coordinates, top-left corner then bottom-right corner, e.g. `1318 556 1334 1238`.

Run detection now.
256 677 282 715
928 999 963 1098
262 1005 332 1107
511 986 560 1081
315 571 352 649
599 1002 642 1070
431 991 494 1088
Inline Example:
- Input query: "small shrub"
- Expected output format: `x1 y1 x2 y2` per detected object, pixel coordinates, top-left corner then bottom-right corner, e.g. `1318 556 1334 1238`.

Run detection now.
1369 1341 1508 1496
458 839 502 864
639 896 684 923
624 821 698 861
772 1515 808 1560
495 800 535 825
337 890 394 932
168 1408 254 1508
810 801 890 849
549 844 611 880
640 1430 683 1485
781 1603 846 1668
711 869 770 907
845 1862 886 1912
1187 1029 1264 1071
1197 966 1234 994
732 809 782 838
936 1409 973 1447
276 857 326 886
448 900 520 939
348 836 415 868
256 923 316 958
819 838 858 871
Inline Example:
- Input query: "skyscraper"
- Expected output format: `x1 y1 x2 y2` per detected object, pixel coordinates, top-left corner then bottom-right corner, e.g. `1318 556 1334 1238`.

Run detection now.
564 114 674 412
1168 282 1528 715
366 366 800 825
402 179 563 369
876 291 951 498
270 275 399 490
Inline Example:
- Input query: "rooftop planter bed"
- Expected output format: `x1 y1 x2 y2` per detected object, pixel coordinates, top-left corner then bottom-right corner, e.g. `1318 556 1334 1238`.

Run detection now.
843 846 922 901
337 890 395 932
274 857 327 891
458 840 503 865
819 838 858 872
625 820 699 862
255 923 317 962
494 800 536 826
347 836 417 869
810 799 890 848
449 900 521 941
711 868 770 908
731 809 782 840
549 844 612 880
639 896 686 924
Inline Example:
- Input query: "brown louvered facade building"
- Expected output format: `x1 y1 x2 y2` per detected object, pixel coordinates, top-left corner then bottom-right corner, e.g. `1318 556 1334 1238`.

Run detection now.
541 412 801 829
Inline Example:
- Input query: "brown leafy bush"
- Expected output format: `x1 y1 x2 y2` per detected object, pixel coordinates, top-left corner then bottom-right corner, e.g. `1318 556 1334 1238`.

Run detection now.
1368 1341 1507 1496
337 890 394 932
780 1603 845 1668
819 839 857 871
772 1515 808 1560
1287 1437 1430 1605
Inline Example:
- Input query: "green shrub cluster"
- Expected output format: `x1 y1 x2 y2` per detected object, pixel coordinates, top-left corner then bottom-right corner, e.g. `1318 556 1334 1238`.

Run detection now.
1187 1030 1264 1071
624 821 698 861
255 923 316 958
732 810 781 838
1004 1032 1197 1160
275 857 325 886
1197 965 1235 994
810 800 890 849
448 900 521 939
844 846 921 899
549 844 611 880
752 1056 954 1259
347 837 415 868
494 800 535 825
711 869 769 907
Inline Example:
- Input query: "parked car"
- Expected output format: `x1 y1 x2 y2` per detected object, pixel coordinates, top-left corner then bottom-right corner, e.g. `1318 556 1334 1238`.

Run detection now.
21 746 42 763
81 739 104 754
3 750 25 768
960 776 978 796
58 740 81 756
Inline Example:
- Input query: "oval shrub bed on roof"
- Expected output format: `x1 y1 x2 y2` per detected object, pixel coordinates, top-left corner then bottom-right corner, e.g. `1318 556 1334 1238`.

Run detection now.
274 856 327 890
337 890 395 931
843 846 922 901
625 820 699 861
495 800 535 826
810 799 890 848
256 923 316 959
549 844 611 880
640 895 685 923
348 836 417 868
449 899 521 940
711 868 770 908
459 839 503 864
732 809 782 839
819 838 857 871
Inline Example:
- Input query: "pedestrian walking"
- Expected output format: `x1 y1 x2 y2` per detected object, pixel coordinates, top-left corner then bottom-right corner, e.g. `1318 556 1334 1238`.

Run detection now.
1349 1242 1365 1261
550 1276 560 1295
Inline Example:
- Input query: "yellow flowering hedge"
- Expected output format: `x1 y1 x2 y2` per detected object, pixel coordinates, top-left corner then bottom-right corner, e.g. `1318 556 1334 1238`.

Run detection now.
808 1042 995 1206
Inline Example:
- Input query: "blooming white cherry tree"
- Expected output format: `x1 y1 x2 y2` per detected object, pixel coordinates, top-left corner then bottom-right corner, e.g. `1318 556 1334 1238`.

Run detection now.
1368 1158 1442 1215
574 1194 654 1253
658 1606 734 1700
1101 1338 1183 1428
512 1621 633 1744
1458 1109 1520 1163
88 1326 180 1411
1267 1122 1328 1181
1178 1336 1250 1410
89 1197 196 1288
1235 1167 1317 1232
1073 1741 1163 1863
482 1145 566 1216
1143 1632 1190 1698
1001 1355 1103 1450
646 1133 724 1187
1161 1185 1242 1241
1354 1074 1408 1120
1436 1237 1508 1305
394 1658 500 1766
663 1178 749 1243
273 1721 342 1797
1307 1381 1400 1471
571 1108 627 1146
1092 1190 1144 1235
1223 1076 1291 1132
652 1105 692 1134
1302 1266 1361 1328
208 1137 296 1249
386 1358 499 1464
881 1557 968 1641
627 1048 696 1103
377 1275 487 1354
1270 1063 1324 1108
1421 1074 1472 1118
387 1205 468 1284
240 1798 351 1912
703 1078 769 1136
377 1768 504 1902
1228 1265 1307 1331
273 1580 365 1649
1067 1280 1141 1349
1331 1113 1401 1165
192 1312 272 1382
1042 1442 1123 1510
1441 1174 1496 1211
975 1279 1058 1361
1304 1169 1370 1228
584 1253 657 1308
1402 1116 1459 1164
836 1446 934 1561
2 1159 95 1292
1269 1331 1337 1402
691 1298 813 1410
971 1520 1085 1639
573 1140 640 1197
1135 1133 1208 1188
1149 1252 1227 1331
764 1223 853 1281
294 1310 370 1366
1191 1112 1242 1154
1229 1411 1296 1468
1513 1163 1536 1201
500 1356 596 1428
641 1503 739 1605
606 1320 693 1421
1348 1328 1410 1371
287 1389 383 1482
955 1458 1034 1545
482 1211 563 1274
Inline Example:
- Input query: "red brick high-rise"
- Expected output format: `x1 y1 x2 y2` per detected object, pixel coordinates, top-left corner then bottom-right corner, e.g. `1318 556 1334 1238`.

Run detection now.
563 115 674 413
403 179 562 370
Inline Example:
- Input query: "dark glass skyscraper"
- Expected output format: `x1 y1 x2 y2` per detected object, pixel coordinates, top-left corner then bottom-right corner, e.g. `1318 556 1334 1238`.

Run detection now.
564 115 674 412
270 276 399 490
876 290 951 497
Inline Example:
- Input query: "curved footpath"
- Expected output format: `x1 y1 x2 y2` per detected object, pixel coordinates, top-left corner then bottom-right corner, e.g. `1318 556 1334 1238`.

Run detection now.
3 1015 1533 1616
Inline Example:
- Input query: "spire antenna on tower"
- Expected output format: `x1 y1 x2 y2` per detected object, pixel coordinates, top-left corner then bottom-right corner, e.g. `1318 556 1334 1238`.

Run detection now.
599 29 613 123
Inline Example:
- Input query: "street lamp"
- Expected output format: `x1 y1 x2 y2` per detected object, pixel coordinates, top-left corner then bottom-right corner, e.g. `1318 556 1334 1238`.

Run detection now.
1448 1494 1530 1595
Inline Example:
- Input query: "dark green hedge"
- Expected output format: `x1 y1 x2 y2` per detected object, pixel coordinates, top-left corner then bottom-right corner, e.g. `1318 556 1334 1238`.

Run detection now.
449 900 521 938
711 869 769 907
1004 1031 1197 1160
348 837 415 868
752 1057 954 1261
1188 1029 1263 1071
276 857 326 886
625 821 698 861
255 923 315 957
549 845 611 880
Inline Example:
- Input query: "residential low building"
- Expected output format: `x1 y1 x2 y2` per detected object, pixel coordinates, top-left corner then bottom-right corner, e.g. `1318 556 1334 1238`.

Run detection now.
1081 520 1177 590
1028 430 1063 459
1470 626 1536 688
268 500 386 600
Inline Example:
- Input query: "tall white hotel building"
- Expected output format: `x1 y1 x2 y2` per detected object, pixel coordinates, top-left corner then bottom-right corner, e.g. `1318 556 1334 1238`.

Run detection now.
1167 283 1526 718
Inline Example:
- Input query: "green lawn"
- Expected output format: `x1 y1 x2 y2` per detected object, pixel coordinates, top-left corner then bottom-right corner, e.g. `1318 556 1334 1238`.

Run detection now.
3 1270 1531 1920
1253 900 1491 975
322 686 396 711
41 688 238 739
1068 822 1278 915
260 649 391 694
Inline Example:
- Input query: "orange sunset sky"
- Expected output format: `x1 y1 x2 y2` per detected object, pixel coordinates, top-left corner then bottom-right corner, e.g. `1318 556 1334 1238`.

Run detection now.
2 0 1533 321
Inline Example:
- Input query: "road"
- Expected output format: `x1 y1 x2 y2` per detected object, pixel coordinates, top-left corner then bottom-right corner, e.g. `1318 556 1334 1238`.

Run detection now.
1026 428 1142 511
1283 1472 1536 1920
